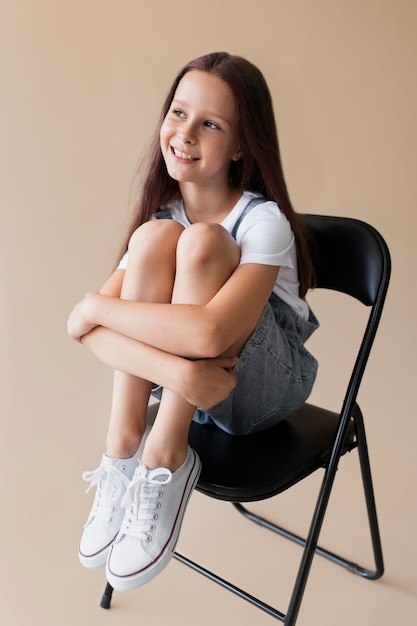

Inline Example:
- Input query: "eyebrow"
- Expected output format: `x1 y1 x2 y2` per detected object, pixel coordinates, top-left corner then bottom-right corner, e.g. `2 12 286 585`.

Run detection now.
171 99 233 127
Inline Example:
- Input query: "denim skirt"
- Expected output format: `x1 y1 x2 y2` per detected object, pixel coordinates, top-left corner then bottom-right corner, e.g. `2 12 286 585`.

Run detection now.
152 292 319 436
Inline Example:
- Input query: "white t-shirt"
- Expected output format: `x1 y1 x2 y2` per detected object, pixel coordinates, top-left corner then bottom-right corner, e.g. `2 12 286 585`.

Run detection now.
117 191 309 319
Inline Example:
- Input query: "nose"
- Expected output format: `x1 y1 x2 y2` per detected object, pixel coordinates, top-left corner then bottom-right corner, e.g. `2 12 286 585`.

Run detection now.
179 119 197 144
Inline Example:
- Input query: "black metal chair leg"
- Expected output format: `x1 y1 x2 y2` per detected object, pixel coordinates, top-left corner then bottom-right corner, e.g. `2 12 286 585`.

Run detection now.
352 405 384 579
234 475 383 582
100 582 114 609
233 503 364 573
174 551 286 622
228 413 384 624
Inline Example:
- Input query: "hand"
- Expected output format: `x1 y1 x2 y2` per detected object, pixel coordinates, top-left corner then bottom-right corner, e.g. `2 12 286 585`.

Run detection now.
67 292 98 342
181 356 238 409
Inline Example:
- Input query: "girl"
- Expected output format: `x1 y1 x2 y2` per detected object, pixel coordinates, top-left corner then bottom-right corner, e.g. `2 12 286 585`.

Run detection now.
67 52 318 592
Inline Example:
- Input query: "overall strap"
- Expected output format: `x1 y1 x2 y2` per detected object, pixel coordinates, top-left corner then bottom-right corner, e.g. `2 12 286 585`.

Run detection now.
154 207 173 220
230 197 265 240
155 196 265 237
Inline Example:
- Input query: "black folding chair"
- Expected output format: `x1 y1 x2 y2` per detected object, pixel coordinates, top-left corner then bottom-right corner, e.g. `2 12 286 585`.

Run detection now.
101 214 391 625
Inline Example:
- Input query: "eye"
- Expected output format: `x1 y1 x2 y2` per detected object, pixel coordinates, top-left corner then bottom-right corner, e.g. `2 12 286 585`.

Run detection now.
204 120 220 130
172 108 186 118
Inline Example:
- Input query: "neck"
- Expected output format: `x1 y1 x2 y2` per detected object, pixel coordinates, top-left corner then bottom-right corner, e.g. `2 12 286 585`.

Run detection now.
180 184 242 224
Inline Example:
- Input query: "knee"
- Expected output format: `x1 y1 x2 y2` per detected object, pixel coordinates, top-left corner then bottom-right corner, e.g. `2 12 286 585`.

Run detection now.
177 222 239 268
128 219 184 262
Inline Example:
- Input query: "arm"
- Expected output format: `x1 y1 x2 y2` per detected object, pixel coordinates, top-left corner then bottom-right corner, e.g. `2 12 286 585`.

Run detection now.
68 268 237 408
68 269 126 343
98 268 125 297
68 263 279 359
81 326 238 410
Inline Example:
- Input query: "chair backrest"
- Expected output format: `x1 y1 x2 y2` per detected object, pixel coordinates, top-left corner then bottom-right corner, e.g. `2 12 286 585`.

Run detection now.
302 214 391 306
301 214 391 418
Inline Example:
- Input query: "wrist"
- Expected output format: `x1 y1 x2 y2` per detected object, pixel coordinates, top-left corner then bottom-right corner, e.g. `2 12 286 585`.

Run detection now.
85 292 103 326
175 358 194 400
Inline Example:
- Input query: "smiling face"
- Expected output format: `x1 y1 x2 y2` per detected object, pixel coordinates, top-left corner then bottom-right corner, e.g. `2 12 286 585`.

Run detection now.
160 70 242 193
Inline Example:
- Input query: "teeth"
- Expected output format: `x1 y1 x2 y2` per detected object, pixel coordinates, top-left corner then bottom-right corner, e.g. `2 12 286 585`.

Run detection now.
173 148 196 160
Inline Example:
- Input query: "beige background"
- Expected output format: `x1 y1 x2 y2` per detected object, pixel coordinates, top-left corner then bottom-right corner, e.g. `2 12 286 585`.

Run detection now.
1 1 416 625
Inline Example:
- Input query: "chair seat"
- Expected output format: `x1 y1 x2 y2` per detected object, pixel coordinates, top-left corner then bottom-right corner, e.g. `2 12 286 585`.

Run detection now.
188 403 356 502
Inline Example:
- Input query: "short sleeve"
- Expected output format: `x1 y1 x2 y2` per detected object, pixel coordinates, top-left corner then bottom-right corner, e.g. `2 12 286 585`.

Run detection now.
117 252 128 270
235 201 295 268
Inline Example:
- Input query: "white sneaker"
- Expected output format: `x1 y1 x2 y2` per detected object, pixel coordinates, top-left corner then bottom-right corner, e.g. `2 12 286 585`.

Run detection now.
79 427 150 569
106 446 201 591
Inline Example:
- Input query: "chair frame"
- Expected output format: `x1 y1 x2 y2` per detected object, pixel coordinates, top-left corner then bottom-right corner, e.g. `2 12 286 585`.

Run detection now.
100 215 391 625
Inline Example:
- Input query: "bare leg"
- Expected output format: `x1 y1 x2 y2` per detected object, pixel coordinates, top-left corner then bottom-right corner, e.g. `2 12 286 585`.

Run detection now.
101 223 240 588
79 220 237 573
141 222 240 471
77 222 186 573
105 220 184 458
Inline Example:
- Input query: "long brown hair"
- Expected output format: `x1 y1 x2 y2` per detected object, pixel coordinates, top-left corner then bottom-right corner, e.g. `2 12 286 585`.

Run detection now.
119 52 314 296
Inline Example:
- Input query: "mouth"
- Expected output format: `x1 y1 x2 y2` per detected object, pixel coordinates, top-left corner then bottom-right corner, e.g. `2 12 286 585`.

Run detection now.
171 146 199 161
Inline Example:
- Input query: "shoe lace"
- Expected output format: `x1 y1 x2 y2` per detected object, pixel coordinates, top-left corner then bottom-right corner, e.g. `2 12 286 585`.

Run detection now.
120 466 172 541
82 465 131 522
